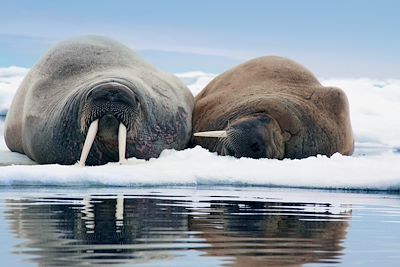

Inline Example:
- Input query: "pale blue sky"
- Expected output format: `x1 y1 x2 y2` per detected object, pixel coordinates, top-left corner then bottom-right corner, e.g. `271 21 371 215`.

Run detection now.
1 0 399 77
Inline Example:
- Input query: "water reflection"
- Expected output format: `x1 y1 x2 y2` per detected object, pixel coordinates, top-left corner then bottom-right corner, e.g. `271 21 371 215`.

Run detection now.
189 200 350 267
4 193 350 266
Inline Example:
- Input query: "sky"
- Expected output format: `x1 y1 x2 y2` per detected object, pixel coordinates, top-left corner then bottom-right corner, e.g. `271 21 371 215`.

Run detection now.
0 0 399 77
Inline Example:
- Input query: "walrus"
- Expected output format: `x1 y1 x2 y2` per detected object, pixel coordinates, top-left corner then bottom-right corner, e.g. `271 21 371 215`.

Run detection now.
192 56 354 159
4 36 194 165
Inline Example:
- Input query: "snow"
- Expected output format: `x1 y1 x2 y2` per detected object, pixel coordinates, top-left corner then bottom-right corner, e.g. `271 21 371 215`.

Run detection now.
174 71 216 96
0 67 400 190
321 78 400 148
1 147 400 190
0 66 29 115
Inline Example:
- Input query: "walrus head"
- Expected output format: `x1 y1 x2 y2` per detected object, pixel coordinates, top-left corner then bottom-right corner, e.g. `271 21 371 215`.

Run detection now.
194 114 287 159
78 81 141 166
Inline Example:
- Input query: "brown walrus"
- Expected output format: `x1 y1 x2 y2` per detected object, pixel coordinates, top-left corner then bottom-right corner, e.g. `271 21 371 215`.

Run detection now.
192 56 354 159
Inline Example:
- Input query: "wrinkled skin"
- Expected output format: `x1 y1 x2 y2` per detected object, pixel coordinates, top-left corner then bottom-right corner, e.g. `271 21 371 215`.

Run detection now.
192 56 354 159
5 36 194 165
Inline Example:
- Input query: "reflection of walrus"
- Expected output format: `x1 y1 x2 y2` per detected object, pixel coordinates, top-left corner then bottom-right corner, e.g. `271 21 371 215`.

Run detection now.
4 36 194 165
189 200 350 267
193 56 354 159
5 196 190 266
5 195 350 267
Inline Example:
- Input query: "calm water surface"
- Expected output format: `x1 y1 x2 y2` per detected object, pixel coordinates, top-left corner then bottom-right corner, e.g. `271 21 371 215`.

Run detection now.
0 187 399 267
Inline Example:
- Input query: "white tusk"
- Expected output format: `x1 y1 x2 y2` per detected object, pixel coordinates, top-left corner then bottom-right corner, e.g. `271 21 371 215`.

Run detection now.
81 197 95 231
115 194 124 226
118 123 128 164
193 130 227 138
79 119 99 167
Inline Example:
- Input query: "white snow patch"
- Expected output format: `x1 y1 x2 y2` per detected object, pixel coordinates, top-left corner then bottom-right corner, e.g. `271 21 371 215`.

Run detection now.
0 146 400 190
322 78 400 148
0 66 29 115
175 71 216 96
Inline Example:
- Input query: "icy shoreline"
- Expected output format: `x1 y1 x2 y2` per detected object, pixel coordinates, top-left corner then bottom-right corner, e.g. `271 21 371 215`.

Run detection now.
1 146 399 191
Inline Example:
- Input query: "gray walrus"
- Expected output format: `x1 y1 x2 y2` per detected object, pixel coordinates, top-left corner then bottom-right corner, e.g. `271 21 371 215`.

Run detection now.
192 56 354 159
4 36 194 165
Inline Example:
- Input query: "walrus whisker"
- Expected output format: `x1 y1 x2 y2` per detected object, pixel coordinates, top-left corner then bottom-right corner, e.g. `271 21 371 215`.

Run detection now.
220 134 229 146
118 123 128 164
194 130 227 138
81 101 138 133
79 119 99 166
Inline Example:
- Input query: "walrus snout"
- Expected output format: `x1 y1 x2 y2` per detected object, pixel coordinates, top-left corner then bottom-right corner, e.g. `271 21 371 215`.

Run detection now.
219 122 268 159
195 114 286 159
81 83 140 133
79 83 140 166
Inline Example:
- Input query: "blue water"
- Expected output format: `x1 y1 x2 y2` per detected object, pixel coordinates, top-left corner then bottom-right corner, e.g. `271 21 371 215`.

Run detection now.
0 187 399 267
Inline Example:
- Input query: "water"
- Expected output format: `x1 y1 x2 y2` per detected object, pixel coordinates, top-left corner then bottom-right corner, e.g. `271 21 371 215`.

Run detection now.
0 187 399 267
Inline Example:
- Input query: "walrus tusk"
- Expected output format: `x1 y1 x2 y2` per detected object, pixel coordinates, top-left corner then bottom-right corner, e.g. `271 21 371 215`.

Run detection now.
193 130 227 138
79 119 99 167
115 194 124 223
118 123 128 164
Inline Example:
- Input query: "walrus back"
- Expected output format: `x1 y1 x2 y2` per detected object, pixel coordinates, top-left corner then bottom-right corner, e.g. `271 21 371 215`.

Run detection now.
193 56 321 131
196 56 320 100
